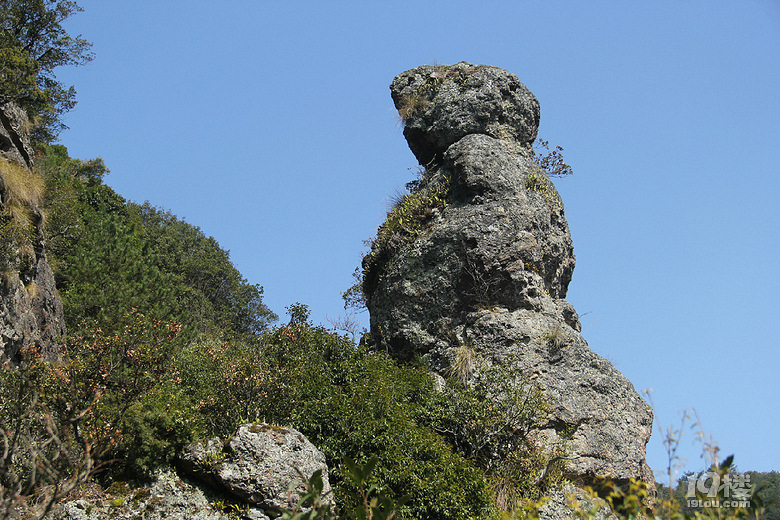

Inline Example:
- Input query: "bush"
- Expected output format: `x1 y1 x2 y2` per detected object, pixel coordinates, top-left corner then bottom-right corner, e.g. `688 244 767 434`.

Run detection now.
255 307 494 520
420 353 564 510
61 311 196 479
0 346 97 520
118 383 203 476
173 336 268 437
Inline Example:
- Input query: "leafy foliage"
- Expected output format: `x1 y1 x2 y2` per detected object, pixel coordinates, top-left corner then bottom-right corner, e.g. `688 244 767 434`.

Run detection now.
282 457 410 520
38 144 276 337
60 312 197 478
421 354 566 510
0 346 100 520
532 139 572 178
0 0 93 142
130 202 276 337
251 308 494 520
746 471 780 520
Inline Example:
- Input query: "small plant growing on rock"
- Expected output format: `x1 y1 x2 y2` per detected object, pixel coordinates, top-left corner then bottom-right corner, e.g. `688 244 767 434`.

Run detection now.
533 139 573 178
397 92 431 123
524 169 562 209
446 343 479 386
422 354 562 511
396 64 475 124
541 325 567 357
524 138 571 210
362 173 450 298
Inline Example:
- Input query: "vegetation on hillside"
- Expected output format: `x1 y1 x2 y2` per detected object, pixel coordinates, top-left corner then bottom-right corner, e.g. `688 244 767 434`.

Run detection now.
37 143 277 337
0 0 93 142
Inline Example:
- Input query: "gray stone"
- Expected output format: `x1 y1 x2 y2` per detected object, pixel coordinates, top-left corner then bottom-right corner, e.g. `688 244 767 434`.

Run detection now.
0 102 33 169
390 62 540 165
537 484 618 520
47 470 231 520
178 423 333 515
368 63 653 488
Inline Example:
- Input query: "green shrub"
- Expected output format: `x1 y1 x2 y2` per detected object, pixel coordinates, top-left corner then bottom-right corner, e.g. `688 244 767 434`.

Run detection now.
62 311 193 478
118 383 203 476
174 336 269 437
0 345 98 518
420 354 563 510
256 307 494 520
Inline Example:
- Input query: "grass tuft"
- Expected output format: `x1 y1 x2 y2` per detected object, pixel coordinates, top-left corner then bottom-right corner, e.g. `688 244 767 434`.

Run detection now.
0 157 44 272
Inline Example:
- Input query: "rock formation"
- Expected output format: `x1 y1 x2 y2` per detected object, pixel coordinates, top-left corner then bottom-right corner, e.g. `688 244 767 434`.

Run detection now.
178 423 333 517
365 62 653 486
0 102 34 169
48 423 331 520
0 102 65 362
49 470 236 520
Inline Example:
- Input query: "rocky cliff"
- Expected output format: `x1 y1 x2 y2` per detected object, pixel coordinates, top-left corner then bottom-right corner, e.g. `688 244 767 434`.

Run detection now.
364 62 653 485
0 102 65 361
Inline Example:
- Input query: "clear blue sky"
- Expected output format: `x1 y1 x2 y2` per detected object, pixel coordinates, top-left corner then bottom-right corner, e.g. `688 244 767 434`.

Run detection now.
56 1 779 479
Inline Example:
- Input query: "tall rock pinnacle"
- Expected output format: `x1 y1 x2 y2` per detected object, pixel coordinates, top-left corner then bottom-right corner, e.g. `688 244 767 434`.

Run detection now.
365 62 653 485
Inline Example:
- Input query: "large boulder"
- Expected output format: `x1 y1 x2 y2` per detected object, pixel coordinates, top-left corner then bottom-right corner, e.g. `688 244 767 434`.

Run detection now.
366 63 653 486
178 423 333 516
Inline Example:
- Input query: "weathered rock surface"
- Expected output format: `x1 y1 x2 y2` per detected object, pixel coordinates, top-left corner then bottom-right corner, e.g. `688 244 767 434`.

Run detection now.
391 62 540 166
537 484 617 520
0 102 33 169
0 103 65 362
178 423 333 515
367 63 653 485
48 424 329 520
45 470 239 520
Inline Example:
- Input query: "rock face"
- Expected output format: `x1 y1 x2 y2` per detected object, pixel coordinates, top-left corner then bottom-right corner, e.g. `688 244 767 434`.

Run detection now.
391 62 540 167
0 102 33 169
0 250 65 361
366 63 652 485
178 423 333 516
0 102 65 362
45 423 330 520
48 470 237 520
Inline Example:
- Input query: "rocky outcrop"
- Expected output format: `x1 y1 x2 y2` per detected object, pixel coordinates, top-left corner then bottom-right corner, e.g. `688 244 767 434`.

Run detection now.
365 63 652 486
0 102 33 169
47 470 236 520
0 102 65 362
47 424 330 520
0 249 66 361
178 423 333 517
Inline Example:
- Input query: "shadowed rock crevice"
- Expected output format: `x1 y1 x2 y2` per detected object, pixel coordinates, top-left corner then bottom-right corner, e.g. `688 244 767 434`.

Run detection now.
367 62 653 487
